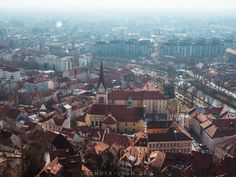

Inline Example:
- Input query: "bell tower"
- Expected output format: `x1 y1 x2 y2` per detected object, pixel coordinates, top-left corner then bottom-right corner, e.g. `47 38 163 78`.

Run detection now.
96 60 108 104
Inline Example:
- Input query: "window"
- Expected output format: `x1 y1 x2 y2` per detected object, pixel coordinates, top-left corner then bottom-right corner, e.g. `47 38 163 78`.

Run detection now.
133 123 135 126
133 129 136 132
99 97 105 104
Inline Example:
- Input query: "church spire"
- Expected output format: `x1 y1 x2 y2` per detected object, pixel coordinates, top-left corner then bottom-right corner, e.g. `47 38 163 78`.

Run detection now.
97 60 106 91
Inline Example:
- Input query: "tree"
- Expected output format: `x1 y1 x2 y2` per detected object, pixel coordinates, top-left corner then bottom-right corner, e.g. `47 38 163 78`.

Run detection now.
22 141 46 177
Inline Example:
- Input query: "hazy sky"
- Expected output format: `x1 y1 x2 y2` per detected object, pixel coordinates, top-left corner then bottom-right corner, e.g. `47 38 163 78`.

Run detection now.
1 0 236 11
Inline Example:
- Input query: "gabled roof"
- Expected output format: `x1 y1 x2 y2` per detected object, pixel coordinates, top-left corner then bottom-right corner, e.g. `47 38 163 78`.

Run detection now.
25 75 49 84
103 133 131 148
215 137 236 158
102 114 117 125
195 113 209 123
87 104 144 122
119 146 139 163
148 151 166 169
45 157 62 175
210 157 236 176
204 119 236 138
94 142 110 155
148 129 192 142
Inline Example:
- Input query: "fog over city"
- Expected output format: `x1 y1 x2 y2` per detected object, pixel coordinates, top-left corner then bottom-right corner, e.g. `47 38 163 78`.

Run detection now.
1 0 236 177
1 0 236 12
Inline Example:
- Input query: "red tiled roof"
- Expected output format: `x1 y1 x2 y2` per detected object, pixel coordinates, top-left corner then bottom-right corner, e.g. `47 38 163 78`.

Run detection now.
87 104 144 122
103 133 131 148
211 157 236 176
148 151 166 169
191 151 214 172
45 157 62 175
108 90 166 100
196 113 208 123
94 142 110 155
148 129 192 142
204 119 236 138
25 75 49 84
82 165 93 177
215 137 236 158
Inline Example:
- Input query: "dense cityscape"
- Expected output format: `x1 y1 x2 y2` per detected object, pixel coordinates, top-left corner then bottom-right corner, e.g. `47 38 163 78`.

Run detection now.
1 0 236 177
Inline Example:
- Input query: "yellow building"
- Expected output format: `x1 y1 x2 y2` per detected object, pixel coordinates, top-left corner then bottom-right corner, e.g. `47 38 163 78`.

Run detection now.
134 137 148 154
108 90 167 114
85 104 146 133
147 129 192 154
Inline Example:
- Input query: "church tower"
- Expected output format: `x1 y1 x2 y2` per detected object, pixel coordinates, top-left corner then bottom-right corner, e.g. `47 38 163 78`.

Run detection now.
96 60 108 104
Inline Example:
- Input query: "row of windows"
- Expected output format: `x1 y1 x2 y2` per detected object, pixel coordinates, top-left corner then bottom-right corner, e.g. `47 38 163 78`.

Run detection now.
44 124 60 131
91 121 138 127
146 105 165 109
124 123 136 126
148 142 191 148
123 128 136 132
91 121 102 127
149 148 191 153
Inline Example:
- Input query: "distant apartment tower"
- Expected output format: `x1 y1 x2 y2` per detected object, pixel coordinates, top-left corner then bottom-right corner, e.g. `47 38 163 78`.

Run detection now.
160 38 230 59
0 65 21 92
38 55 73 72
94 39 154 59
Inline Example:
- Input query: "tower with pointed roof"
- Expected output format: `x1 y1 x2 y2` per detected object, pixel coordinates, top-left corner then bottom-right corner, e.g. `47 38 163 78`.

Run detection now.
96 60 108 104
97 60 106 92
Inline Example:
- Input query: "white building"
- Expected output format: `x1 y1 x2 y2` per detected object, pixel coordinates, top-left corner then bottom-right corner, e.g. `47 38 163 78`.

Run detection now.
0 65 21 81
78 55 91 68
23 75 54 93
37 55 73 72
200 119 236 153
0 65 21 92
